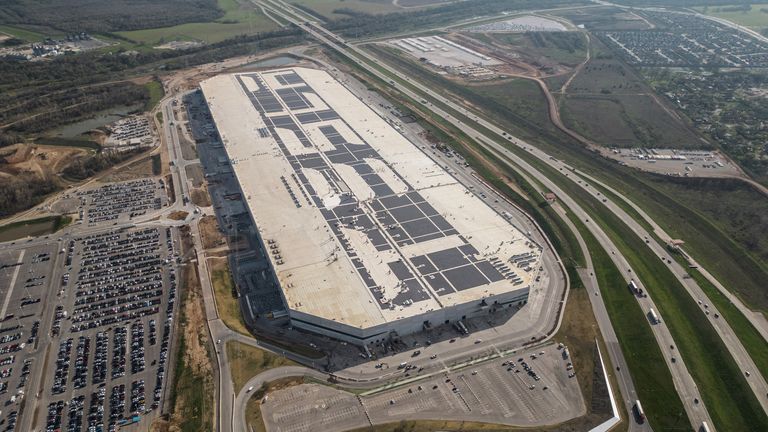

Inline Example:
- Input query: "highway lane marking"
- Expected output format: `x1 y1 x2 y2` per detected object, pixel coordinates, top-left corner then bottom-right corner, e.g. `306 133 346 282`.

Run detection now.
1 249 25 322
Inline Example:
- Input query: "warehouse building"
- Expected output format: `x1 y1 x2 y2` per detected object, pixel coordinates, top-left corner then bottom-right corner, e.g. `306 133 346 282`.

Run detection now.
200 67 539 345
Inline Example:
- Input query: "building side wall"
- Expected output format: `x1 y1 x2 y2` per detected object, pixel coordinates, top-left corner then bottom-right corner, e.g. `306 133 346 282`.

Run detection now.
290 287 529 346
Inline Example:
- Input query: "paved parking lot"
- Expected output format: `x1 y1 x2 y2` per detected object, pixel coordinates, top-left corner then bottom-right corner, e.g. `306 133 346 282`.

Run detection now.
74 179 167 225
0 244 58 431
37 226 179 432
0 222 180 432
261 344 584 431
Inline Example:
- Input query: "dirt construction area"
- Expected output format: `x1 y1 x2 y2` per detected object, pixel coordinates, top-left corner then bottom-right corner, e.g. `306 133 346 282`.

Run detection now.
0 143 88 179
260 344 584 432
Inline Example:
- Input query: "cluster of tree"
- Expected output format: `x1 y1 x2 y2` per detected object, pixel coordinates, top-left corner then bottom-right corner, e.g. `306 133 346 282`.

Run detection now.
0 172 59 217
2 82 149 134
527 32 586 54
327 0 580 37
0 0 222 33
1 38 24 47
648 69 768 183
0 131 23 147
717 4 752 12
0 27 303 138
0 28 303 88
619 0 757 6
62 148 144 180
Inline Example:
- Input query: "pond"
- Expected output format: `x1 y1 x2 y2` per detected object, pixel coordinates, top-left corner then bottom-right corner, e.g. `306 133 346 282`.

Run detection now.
47 104 143 138
239 56 298 69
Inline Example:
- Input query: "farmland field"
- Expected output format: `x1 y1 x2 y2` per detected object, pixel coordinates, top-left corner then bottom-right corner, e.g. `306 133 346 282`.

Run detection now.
560 93 704 149
0 24 56 42
289 0 406 19
474 31 588 66
118 0 278 45
695 4 768 31
557 39 703 149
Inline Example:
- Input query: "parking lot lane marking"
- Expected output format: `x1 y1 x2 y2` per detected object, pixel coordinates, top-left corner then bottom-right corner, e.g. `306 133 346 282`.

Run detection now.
1 249 25 322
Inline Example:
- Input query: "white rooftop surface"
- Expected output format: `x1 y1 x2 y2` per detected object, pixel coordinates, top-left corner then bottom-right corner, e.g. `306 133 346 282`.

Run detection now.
200 67 538 329
392 36 502 67
467 15 569 32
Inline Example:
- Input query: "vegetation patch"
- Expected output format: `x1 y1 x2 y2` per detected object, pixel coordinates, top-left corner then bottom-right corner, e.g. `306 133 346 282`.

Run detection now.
144 80 165 111
117 0 278 45
0 0 223 33
695 3 768 31
225 341 297 393
0 215 71 242
165 239 215 432
199 215 225 250
0 172 60 218
33 136 101 150
151 154 162 175
477 31 588 66
566 213 689 431
289 0 405 20
62 148 147 181
209 257 251 336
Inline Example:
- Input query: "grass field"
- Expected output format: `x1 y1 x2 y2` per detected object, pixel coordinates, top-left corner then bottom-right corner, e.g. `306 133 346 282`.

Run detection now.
558 41 704 149
118 0 278 45
167 254 214 432
289 0 405 19
473 79 559 135
479 31 588 67
695 4 768 31
0 215 72 242
143 80 164 111
566 213 689 432
555 167 768 432
565 56 645 95
210 258 251 336
673 254 768 383
561 93 704 149
0 24 55 42
226 341 297 393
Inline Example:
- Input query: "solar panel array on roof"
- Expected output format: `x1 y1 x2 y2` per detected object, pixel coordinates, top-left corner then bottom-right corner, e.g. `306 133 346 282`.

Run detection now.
276 86 314 110
233 69 520 308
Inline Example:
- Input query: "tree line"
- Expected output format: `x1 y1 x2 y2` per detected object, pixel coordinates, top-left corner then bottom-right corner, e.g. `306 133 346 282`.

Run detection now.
327 0 584 37
0 0 222 33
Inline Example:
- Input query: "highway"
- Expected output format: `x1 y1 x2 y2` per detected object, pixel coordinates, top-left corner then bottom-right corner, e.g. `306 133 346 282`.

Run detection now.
257 1 718 429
